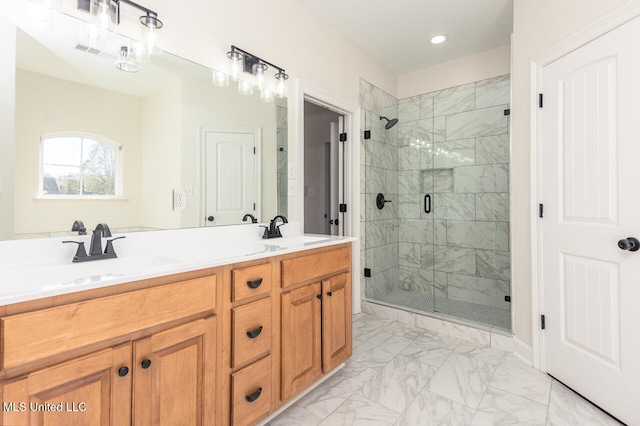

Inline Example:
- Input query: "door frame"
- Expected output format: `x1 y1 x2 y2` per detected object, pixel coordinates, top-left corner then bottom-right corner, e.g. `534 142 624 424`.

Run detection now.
200 125 262 227
530 2 640 371
294 80 361 314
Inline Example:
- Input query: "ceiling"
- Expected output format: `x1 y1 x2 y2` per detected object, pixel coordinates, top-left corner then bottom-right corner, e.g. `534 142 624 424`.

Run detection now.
295 0 513 75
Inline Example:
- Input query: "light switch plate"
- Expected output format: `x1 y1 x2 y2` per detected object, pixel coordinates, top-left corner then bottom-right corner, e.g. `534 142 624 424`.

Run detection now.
287 163 294 176
287 180 295 196
173 189 187 210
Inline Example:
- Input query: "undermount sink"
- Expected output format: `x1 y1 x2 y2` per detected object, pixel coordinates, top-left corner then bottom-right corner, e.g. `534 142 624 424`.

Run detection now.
300 235 332 243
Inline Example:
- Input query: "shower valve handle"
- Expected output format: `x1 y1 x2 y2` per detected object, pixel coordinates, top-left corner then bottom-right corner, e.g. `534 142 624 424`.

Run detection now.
376 193 391 209
424 194 431 214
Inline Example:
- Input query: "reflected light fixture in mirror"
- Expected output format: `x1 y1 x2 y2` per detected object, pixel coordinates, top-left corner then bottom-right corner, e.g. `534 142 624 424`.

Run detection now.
212 70 230 87
261 88 274 103
115 45 139 72
238 80 254 96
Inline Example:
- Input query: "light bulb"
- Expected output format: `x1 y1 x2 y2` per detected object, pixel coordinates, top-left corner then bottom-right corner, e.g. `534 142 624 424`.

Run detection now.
97 0 110 31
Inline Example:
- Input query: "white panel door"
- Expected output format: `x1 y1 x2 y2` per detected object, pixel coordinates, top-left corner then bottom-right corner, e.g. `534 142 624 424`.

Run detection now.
204 132 257 226
540 16 640 424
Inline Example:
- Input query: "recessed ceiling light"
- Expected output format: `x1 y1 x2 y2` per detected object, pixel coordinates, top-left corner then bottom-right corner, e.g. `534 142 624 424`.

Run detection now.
430 35 447 44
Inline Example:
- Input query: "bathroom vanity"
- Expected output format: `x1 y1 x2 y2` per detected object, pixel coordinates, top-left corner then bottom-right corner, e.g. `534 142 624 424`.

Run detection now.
0 225 354 425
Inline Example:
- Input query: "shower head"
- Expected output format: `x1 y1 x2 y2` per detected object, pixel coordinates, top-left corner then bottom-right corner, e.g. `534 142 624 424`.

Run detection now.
380 116 398 129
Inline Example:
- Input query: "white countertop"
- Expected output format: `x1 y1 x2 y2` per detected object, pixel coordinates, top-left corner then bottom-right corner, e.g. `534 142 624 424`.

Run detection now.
0 222 356 306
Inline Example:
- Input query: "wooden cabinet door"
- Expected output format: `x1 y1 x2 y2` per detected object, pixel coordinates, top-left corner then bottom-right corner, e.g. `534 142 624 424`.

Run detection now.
281 282 322 401
321 272 352 373
0 344 132 426
133 317 215 426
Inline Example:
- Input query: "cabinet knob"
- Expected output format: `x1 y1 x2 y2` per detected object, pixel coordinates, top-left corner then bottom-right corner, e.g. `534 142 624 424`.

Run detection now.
141 359 152 369
118 366 129 377
246 326 263 339
245 387 263 403
316 294 322 300
327 291 333 297
247 278 263 289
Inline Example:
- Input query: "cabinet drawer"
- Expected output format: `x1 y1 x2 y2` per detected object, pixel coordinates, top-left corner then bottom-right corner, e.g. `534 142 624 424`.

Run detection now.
281 246 350 288
1 275 216 370
232 298 272 367
232 263 272 302
231 356 271 426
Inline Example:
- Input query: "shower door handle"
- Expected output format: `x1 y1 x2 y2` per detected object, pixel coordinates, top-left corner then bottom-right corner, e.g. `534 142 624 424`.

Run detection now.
424 194 431 214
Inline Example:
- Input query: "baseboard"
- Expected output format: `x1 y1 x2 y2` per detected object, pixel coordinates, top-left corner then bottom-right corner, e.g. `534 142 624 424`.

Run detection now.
513 337 533 366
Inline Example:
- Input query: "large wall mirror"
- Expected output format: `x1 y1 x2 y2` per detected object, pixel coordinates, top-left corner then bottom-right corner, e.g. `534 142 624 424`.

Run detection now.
2 8 288 241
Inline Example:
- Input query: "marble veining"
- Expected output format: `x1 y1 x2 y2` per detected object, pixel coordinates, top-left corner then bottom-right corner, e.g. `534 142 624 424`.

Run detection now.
267 314 623 426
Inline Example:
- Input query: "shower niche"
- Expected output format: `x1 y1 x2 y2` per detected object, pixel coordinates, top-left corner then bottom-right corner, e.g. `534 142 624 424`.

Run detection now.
360 75 511 332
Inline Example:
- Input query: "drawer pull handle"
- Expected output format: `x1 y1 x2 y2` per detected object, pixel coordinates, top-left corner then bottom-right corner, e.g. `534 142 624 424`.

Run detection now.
246 326 263 339
141 359 152 369
247 278 263 289
118 366 129 377
245 387 263 403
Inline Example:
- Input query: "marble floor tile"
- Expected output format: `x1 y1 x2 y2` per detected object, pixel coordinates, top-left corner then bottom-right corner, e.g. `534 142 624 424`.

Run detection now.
359 355 437 413
297 360 378 419
470 386 548 425
382 321 426 340
426 353 497 409
400 330 460 367
489 354 552 405
394 389 475 426
352 314 394 341
454 342 506 366
270 314 622 426
318 394 401 426
351 331 414 369
546 381 623 426
266 404 322 426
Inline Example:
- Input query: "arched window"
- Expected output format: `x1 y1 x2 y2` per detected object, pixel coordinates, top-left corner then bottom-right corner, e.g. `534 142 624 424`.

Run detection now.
40 134 122 197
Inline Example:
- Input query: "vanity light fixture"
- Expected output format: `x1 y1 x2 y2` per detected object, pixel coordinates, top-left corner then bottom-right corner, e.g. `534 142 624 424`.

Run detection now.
77 0 163 54
226 45 288 99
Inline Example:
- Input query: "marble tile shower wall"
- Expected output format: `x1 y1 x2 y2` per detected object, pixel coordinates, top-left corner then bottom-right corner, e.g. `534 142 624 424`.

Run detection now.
397 75 511 311
359 79 400 299
277 105 288 216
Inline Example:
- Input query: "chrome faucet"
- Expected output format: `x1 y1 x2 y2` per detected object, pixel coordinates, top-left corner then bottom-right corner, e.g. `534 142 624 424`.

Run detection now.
63 222 125 263
261 215 288 239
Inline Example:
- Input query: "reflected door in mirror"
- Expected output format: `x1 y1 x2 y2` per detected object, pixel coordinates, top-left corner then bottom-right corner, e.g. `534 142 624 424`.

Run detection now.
204 131 259 226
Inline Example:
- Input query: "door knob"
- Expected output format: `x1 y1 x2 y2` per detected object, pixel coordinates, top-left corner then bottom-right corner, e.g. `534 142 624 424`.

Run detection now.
207 216 214 222
618 237 639 252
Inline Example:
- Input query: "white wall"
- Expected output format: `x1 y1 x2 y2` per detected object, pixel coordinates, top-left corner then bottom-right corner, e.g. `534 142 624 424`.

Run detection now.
140 80 181 230
0 17 16 240
14 69 143 236
398 44 511 98
511 0 629 349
